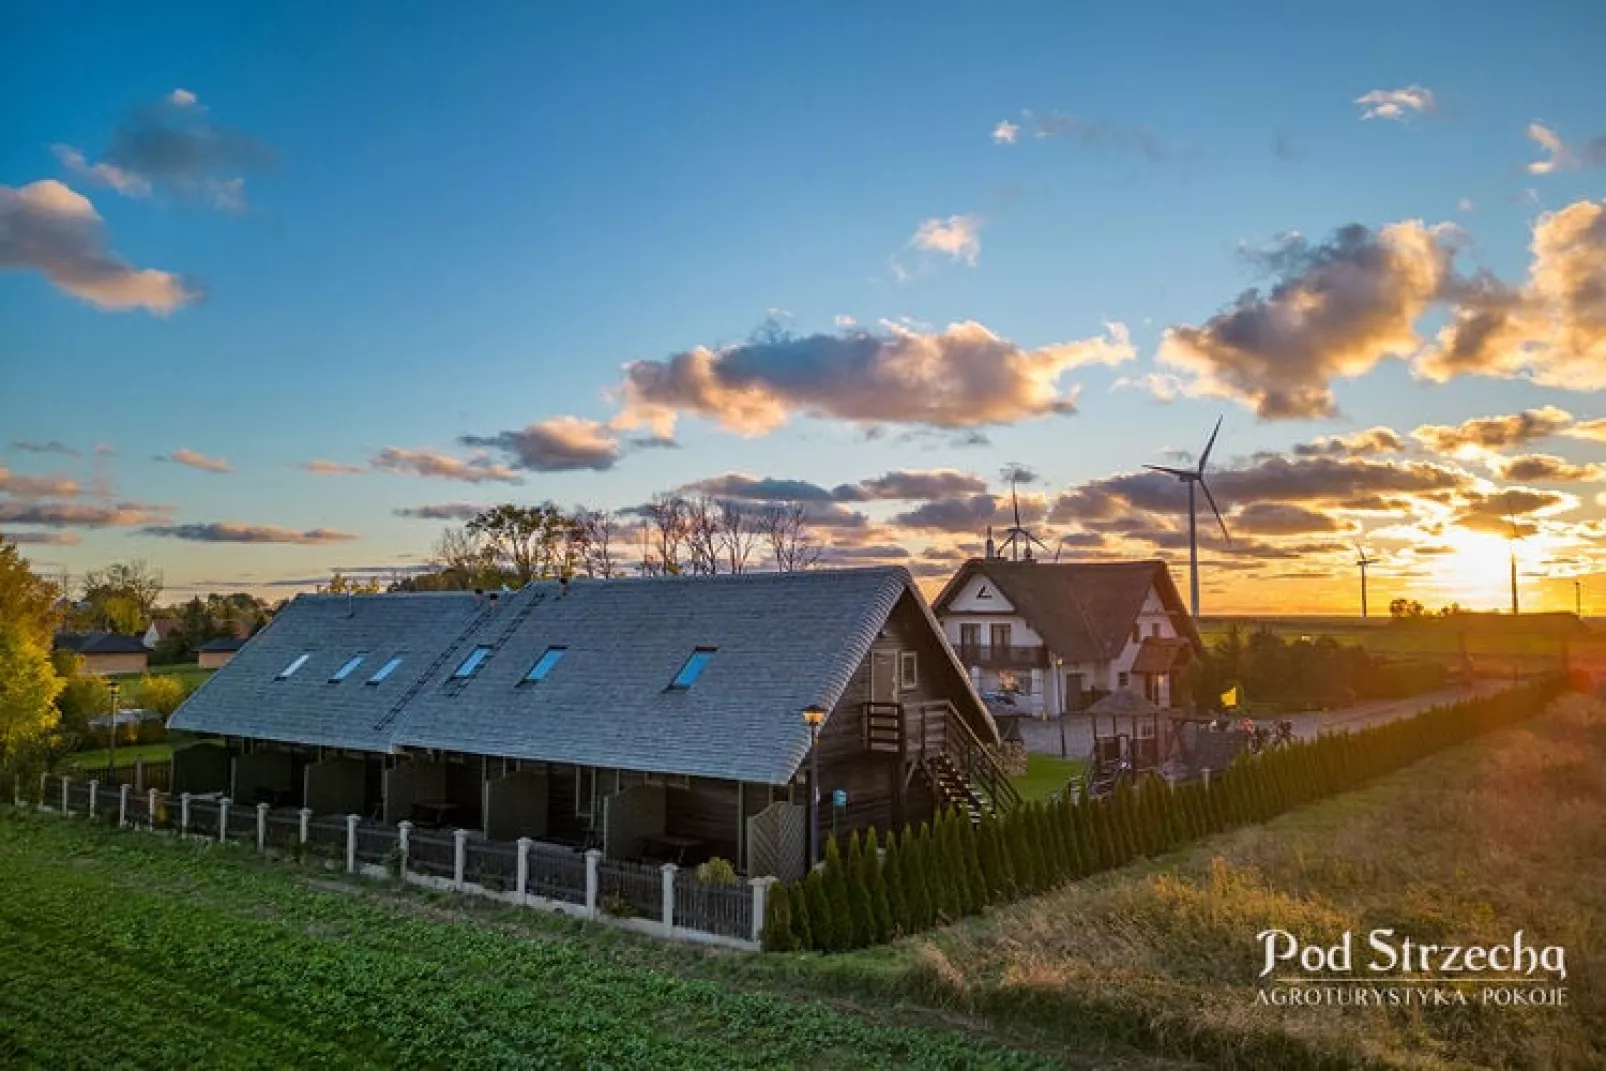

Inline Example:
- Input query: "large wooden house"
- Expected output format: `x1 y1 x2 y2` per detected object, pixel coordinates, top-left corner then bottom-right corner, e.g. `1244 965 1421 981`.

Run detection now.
169 567 1008 879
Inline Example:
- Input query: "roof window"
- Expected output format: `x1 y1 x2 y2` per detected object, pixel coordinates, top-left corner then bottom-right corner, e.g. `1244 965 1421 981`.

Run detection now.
453 646 493 679
276 653 310 680
523 647 566 684
330 655 365 682
367 656 404 685
669 648 716 689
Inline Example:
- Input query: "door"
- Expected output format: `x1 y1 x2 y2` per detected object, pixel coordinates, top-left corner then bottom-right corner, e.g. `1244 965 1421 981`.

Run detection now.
989 623 1012 651
870 650 899 704
958 623 981 659
1065 672 1085 711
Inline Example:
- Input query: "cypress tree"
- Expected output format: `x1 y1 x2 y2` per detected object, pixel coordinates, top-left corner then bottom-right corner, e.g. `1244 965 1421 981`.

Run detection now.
904 826 933 931
975 814 1001 902
865 828 893 944
960 814 986 914
803 869 831 952
763 881 795 952
881 829 909 935
788 878 813 951
823 838 854 951
938 812 964 920
844 832 874 949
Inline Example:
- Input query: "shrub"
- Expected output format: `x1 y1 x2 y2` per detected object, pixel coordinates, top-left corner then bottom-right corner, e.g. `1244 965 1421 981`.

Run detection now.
822 839 854 951
762 882 795 953
864 828 892 943
600 893 638 919
844 833 874 949
881 830 908 935
135 674 188 717
694 857 739 886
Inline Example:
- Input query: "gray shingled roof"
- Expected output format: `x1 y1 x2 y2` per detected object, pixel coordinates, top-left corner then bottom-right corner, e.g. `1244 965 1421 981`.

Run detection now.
171 567 993 784
169 592 485 751
54 631 149 655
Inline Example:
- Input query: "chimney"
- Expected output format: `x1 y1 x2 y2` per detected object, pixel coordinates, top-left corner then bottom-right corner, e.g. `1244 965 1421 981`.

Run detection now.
559 576 571 598
488 590 500 611
984 525 996 560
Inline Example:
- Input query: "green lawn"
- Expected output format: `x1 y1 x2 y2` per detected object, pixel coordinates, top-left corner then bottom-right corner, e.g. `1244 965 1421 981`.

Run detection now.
65 742 174 769
143 662 214 691
0 814 1077 1069
1008 754 1083 803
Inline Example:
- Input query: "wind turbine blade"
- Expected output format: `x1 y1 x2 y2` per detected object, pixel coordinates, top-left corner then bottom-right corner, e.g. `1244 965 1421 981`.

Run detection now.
1200 478 1231 545
1197 415 1223 473
1142 464 1190 478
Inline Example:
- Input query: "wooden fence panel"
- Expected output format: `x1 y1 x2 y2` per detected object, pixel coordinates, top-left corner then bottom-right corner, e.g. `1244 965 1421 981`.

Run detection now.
745 802 806 882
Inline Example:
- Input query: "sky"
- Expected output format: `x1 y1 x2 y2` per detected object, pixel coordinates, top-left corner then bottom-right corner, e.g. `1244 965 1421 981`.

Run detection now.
3 0 1605 614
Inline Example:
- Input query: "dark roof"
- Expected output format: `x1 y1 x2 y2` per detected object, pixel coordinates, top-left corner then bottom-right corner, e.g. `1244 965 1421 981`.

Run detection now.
932 558 1202 662
198 636 248 653
54 631 149 656
1086 688 1159 717
1131 636 1192 674
171 568 996 784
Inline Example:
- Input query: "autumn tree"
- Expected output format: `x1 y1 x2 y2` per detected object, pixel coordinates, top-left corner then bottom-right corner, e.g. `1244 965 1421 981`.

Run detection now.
0 540 62 649
0 539 65 769
74 559 163 633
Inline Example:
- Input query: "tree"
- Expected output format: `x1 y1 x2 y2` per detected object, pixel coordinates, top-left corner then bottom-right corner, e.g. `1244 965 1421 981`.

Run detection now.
718 500 760 574
0 540 63 649
645 494 690 576
762 882 796 953
468 504 573 583
0 620 63 768
685 496 721 576
1390 598 1428 620
77 560 163 632
320 571 382 595
574 509 623 578
136 674 187 716
763 501 822 572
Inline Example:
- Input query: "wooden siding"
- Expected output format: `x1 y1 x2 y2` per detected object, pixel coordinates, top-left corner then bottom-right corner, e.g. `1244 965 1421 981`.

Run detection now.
665 777 740 863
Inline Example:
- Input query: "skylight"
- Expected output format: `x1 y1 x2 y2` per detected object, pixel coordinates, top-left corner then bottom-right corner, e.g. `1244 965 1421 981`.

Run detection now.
276 653 310 680
669 648 716 689
330 655 365 682
366 656 404 685
453 646 493 679
523 647 566 683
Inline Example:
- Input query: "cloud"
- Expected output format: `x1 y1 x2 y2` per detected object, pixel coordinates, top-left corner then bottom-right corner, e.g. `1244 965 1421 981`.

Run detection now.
370 447 522 484
1293 427 1407 457
156 447 231 473
1458 198 1475 213
458 416 620 472
909 214 984 266
992 120 1019 144
998 463 1039 486
0 180 198 312
891 492 1046 534
392 503 486 520
8 440 80 457
298 459 366 475
140 523 357 544
0 500 169 528
617 319 1134 436
1158 221 1455 418
62 90 271 209
1525 122 1605 175
0 465 81 498
1417 199 1606 390
1230 502 1343 536
1111 371 1188 403
1491 453 1605 483
680 474 837 502
1355 85 1437 122
1410 406 1573 455
1014 110 1169 160
1564 418 1606 443
0 530 81 546
682 468 991 504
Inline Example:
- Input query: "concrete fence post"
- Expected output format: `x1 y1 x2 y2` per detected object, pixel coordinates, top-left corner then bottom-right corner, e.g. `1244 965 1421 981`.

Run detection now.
61 776 70 816
135 758 146 792
750 876 775 946
256 803 270 853
40 771 49 809
298 807 312 845
148 788 159 828
218 798 231 844
345 814 361 874
118 783 130 829
452 828 469 889
516 837 532 904
660 863 678 934
88 780 99 820
397 821 413 877
180 792 192 837
1202 768 1212 789
584 849 602 919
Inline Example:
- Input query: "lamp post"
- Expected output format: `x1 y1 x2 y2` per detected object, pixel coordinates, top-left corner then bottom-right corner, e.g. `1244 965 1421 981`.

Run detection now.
106 678 122 777
802 704 826 867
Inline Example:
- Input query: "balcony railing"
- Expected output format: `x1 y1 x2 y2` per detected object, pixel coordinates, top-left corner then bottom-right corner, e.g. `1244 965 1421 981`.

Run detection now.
955 644 1047 669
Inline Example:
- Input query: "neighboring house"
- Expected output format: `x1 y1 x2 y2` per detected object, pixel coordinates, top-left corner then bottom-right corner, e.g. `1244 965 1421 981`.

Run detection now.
197 636 247 669
168 567 1006 879
53 632 150 676
142 618 180 650
932 557 1202 716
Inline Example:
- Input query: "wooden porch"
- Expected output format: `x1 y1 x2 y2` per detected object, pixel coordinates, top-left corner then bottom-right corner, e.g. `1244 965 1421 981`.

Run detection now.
862 698 1021 823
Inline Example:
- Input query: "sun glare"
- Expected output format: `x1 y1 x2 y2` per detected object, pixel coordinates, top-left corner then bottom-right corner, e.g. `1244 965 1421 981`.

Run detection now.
1425 530 1528 609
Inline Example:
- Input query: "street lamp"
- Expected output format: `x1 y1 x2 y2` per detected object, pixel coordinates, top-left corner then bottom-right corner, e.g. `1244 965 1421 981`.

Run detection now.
802 704 826 867
106 678 122 777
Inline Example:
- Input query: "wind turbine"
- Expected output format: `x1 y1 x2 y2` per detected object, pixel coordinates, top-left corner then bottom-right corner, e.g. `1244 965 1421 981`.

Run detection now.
1143 416 1231 618
1505 495 1520 616
997 471 1050 562
1355 541 1378 619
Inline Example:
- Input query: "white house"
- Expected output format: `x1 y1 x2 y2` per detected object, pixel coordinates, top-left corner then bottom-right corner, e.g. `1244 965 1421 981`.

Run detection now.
931 557 1201 716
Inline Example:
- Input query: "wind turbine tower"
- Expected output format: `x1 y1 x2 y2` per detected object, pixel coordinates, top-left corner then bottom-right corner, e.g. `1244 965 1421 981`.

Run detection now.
1506 496 1520 616
1355 542 1378 619
1143 417 1232 618
996 470 1049 562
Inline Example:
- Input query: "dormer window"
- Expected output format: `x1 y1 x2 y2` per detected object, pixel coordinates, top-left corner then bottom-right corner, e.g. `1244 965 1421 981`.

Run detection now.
669 648 716 689
453 646 492 679
276 653 310 680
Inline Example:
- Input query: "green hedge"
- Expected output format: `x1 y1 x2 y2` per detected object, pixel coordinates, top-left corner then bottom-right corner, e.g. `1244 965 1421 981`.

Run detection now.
764 675 1566 953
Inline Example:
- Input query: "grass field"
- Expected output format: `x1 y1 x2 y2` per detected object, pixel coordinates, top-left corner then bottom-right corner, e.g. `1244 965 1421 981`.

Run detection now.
143 662 214 691
1008 754 1084 802
65 741 174 769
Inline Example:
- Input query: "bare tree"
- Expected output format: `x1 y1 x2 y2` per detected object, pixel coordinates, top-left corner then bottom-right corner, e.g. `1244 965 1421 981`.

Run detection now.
430 525 499 589
718 499 759 574
574 508 622 578
685 496 722 575
645 493 689 576
763 501 823 572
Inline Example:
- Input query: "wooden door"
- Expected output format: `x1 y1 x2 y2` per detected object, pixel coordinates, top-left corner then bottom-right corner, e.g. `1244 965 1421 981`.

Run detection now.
870 650 899 704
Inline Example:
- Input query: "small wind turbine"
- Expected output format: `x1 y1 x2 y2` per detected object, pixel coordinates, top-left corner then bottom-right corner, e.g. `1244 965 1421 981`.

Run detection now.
997 470 1050 562
1505 494 1520 616
1144 416 1231 618
1355 541 1378 619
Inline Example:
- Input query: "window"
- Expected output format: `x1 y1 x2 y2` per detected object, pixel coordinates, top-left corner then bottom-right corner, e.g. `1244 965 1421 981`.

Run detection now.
669 648 716 689
330 655 365 682
989 623 1012 650
276 653 310 680
523 646 566 683
1118 671 1130 689
367 656 404 684
453 646 492 679
899 651 918 690
1151 622 1161 638
959 623 981 651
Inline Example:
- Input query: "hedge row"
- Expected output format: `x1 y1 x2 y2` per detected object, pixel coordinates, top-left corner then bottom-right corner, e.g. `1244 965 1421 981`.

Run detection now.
763 675 1566 953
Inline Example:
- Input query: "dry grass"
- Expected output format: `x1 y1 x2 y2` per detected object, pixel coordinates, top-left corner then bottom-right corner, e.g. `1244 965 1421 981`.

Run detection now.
880 695 1606 1069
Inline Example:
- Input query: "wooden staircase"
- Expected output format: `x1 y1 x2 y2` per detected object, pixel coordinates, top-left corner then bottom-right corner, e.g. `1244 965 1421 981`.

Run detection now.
866 699 1020 822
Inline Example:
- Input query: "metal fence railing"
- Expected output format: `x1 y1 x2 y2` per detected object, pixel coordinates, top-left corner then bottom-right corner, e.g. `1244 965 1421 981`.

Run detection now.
464 840 517 890
596 858 662 920
527 845 588 904
305 816 348 855
407 830 457 878
188 799 221 838
355 823 400 866
674 877 752 939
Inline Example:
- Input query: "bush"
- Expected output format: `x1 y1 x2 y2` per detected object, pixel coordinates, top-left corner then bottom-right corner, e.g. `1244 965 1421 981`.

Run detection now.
135 674 188 717
694 857 739 886
762 882 795 952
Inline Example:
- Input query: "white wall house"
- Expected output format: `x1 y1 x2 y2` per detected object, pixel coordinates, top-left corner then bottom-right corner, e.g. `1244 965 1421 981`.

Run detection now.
932 558 1200 716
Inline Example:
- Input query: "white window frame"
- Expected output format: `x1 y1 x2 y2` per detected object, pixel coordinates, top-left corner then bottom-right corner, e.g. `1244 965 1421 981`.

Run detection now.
899 650 918 691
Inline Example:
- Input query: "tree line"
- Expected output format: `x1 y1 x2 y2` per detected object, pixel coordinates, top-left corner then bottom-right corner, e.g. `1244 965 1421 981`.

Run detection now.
1187 625 1448 712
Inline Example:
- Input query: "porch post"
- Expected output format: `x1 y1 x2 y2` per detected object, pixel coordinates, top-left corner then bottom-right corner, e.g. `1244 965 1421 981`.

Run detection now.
750 876 774 945
180 792 192 837
397 821 413 876
118 783 130 829
88 779 98 819
346 814 361 873
298 807 312 845
660 863 677 935
452 828 469 889
584 848 602 919
516 837 532 904
218 798 231 843
148 788 159 828
257 802 270 853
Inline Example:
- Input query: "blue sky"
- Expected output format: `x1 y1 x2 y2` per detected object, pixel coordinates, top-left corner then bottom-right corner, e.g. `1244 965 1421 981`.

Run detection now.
4 0 1605 612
